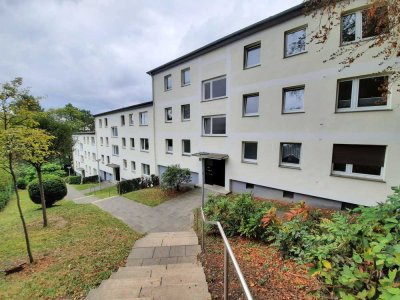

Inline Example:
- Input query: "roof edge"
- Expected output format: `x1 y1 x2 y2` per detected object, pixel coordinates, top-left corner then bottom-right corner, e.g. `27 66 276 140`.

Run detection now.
147 3 305 75
93 101 153 117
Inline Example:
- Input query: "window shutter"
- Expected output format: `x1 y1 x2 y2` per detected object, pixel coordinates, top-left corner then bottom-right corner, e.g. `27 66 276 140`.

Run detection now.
332 145 386 167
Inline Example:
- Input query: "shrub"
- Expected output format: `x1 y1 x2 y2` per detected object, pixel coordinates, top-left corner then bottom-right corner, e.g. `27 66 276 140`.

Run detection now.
16 178 27 189
0 189 12 211
28 175 67 207
42 163 66 178
117 175 159 194
0 170 12 210
66 176 81 184
82 175 99 184
161 165 191 191
19 163 66 183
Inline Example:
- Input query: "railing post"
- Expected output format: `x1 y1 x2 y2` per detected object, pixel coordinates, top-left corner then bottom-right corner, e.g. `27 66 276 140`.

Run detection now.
224 245 229 300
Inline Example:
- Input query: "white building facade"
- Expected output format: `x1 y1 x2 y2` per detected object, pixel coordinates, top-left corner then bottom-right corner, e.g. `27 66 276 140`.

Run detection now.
72 133 99 178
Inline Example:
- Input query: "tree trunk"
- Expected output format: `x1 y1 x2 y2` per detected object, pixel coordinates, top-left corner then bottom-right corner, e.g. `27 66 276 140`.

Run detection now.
9 154 34 263
36 166 48 227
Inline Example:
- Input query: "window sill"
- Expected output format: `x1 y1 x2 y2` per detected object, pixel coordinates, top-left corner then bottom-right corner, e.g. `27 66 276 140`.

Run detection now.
181 119 191 122
139 124 148 127
201 96 228 102
166 152 173 155
279 164 301 170
182 153 191 157
165 121 172 123
129 124 134 126
335 107 392 113
140 150 149 153
340 36 378 47
331 173 385 183
181 83 191 87
284 51 307 59
164 88 172 92
202 134 227 137
282 110 305 115
243 114 259 118
130 148 135 150
111 136 118 138
242 160 257 165
243 64 261 70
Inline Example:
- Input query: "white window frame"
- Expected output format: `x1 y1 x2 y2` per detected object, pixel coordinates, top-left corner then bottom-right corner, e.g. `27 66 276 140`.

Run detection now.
202 115 227 136
122 137 126 148
244 42 261 69
130 138 135 149
129 113 134 125
140 138 149 152
166 139 173 154
112 145 119 156
331 163 385 180
282 86 305 114
242 142 258 164
139 111 148 126
181 68 190 86
284 26 307 58
181 104 190 121
165 107 172 122
111 126 118 137
131 161 136 172
243 93 259 117
182 139 191 156
142 163 150 176
336 75 390 112
164 74 172 91
202 76 227 101
279 143 302 168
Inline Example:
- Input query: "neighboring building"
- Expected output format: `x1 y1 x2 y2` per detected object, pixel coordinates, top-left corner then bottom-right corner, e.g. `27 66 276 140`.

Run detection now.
72 132 98 178
93 101 155 181
147 0 400 208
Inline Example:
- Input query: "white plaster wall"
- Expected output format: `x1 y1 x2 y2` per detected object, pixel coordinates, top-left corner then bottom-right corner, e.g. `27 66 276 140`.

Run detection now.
72 134 98 177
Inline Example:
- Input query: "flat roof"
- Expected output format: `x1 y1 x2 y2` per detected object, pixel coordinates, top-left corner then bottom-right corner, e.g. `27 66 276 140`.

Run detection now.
147 3 304 75
93 101 153 117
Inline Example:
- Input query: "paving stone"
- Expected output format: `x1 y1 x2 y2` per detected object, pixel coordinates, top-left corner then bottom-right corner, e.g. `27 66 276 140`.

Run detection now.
86 287 141 300
126 258 143 266
161 272 206 285
159 257 178 265
130 247 155 259
139 284 210 299
169 245 186 257
177 256 198 263
133 238 163 248
141 257 161 266
186 245 201 256
100 278 161 289
162 237 199 246
110 269 151 279
153 246 171 258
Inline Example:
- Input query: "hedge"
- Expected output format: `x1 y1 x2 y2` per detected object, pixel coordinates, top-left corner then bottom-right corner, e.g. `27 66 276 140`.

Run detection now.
0 188 12 211
65 176 81 184
82 175 99 184
117 175 159 195
28 175 67 207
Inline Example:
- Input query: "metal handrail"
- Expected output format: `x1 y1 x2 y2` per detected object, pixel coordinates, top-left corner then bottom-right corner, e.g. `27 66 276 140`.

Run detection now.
200 207 253 300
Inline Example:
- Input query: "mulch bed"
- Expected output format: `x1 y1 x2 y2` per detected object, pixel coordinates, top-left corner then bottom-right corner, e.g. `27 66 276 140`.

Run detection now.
199 234 320 300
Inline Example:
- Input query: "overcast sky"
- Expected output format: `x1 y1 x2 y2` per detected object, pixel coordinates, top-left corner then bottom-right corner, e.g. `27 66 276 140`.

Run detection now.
0 0 300 113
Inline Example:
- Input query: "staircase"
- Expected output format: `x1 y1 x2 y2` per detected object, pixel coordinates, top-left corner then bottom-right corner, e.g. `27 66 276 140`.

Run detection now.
86 231 211 300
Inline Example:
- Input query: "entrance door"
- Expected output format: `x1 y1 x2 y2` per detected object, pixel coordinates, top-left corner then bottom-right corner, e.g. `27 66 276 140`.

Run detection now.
204 159 225 187
114 167 120 181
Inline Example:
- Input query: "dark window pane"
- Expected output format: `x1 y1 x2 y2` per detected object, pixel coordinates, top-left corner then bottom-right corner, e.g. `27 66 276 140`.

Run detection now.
358 77 387 107
183 140 191 153
204 82 211 100
244 95 259 115
333 163 346 172
182 105 190 119
212 117 226 134
204 118 211 134
212 78 226 98
338 81 353 108
244 143 257 160
352 164 381 175
245 45 260 68
285 28 306 56
342 13 356 42
281 143 301 164
166 108 172 120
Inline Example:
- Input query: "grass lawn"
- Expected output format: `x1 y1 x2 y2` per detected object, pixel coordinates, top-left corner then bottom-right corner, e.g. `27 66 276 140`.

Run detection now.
0 190 141 300
85 185 118 199
71 182 99 191
123 187 186 207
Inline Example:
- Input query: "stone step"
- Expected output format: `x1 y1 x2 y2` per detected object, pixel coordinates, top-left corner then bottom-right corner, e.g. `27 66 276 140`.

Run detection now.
139 284 211 300
86 287 150 300
99 277 161 290
112 266 204 279
126 255 197 267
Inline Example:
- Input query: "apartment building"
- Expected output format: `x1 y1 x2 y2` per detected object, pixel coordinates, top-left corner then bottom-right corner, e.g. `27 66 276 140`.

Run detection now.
72 132 99 178
91 101 155 181
147 0 400 208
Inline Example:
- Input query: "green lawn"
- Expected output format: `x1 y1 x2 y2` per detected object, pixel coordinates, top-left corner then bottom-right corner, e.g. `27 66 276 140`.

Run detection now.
123 187 185 207
0 190 141 300
71 182 99 191
85 185 118 199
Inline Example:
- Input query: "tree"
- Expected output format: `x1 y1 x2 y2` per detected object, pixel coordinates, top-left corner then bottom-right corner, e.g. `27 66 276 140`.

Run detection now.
161 165 191 191
304 0 400 89
20 128 55 227
0 77 38 263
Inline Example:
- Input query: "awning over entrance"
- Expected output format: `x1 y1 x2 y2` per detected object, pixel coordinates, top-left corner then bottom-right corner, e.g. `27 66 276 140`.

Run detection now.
192 152 229 160
106 163 120 168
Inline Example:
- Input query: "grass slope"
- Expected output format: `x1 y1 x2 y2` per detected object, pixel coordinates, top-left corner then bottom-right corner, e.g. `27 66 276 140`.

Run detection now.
0 190 141 300
85 185 118 199
123 187 184 207
72 183 98 191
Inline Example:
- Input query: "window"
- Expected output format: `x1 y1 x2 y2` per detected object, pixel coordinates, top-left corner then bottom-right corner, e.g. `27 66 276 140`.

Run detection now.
139 111 148 126
337 75 388 111
129 113 134 125
112 145 119 156
92 153 96 161
123 159 127 170
121 115 125 126
203 76 226 101
203 115 226 136
122 137 126 148
166 139 173 153
244 42 261 68
164 74 172 91
99 119 102 128
283 86 305 113
165 107 172 122
284 26 307 57
243 94 259 116
131 161 136 172
140 138 149 151
104 118 108 127
280 143 301 167
106 137 109 146
91 137 95 145
181 104 190 121
106 156 110 164
181 68 190 86
142 164 150 176
242 142 258 163
331 144 386 179
246 183 254 189
130 138 135 149
182 139 191 155
341 7 388 44
100 137 104 146
101 155 104 164
283 191 294 199
111 126 118 137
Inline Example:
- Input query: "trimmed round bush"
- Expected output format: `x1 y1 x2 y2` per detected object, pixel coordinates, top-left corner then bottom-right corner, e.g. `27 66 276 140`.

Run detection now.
16 178 27 189
28 175 67 207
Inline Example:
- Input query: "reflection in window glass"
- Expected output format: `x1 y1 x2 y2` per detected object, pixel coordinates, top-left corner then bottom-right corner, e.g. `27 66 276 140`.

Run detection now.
283 88 304 113
245 44 260 68
337 81 353 109
281 143 301 165
285 28 306 57
342 13 356 42
244 94 259 116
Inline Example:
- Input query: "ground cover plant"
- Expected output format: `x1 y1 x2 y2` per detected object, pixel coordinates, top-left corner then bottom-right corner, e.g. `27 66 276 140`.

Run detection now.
0 190 141 300
123 186 188 207
201 189 400 299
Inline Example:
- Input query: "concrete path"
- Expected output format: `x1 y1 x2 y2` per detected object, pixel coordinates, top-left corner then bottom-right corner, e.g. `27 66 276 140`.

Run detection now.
86 231 211 300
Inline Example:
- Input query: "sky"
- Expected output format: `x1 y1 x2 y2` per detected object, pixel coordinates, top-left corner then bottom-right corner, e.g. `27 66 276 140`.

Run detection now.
0 0 301 114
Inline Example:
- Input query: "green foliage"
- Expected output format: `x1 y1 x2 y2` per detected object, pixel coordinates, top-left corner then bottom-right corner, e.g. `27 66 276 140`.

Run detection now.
16 178 27 189
66 175 81 184
0 170 12 210
28 175 67 207
82 175 99 184
117 175 159 195
18 163 65 183
161 165 191 191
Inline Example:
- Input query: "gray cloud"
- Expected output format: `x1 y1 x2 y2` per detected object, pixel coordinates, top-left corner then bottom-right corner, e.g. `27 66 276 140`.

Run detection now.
0 0 300 113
